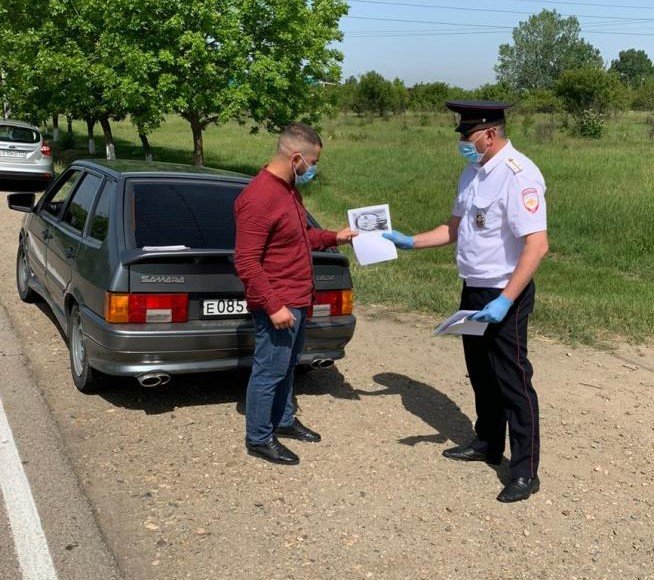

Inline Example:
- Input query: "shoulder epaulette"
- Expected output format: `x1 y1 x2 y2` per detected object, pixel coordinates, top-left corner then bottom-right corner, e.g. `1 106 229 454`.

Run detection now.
505 158 523 174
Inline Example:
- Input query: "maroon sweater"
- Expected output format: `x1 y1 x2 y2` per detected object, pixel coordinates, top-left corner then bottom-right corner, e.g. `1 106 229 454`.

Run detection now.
234 168 338 315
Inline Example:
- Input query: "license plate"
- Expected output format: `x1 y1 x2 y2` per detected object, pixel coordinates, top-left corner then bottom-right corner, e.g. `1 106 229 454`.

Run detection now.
203 298 248 317
0 149 26 158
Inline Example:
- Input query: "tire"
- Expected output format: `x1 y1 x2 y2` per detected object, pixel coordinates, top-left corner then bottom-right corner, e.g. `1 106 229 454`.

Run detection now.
68 304 102 393
16 244 37 303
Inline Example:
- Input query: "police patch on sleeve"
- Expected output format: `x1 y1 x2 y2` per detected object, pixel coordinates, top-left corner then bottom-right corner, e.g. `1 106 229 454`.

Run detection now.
521 188 540 213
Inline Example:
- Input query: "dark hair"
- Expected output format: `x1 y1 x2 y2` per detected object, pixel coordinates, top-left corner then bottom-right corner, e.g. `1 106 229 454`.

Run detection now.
280 122 322 148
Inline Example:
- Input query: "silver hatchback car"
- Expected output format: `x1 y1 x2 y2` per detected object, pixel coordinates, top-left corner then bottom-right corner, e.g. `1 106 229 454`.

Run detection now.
0 119 55 187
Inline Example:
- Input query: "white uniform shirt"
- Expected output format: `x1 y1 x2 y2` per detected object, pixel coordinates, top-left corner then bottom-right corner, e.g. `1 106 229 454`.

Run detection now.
452 141 547 288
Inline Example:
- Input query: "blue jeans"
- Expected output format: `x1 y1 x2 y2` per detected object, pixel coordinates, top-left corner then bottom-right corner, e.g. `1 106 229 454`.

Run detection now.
245 307 307 444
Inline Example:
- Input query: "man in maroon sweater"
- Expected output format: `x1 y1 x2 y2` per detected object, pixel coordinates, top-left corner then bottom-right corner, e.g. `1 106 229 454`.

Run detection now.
234 122 357 465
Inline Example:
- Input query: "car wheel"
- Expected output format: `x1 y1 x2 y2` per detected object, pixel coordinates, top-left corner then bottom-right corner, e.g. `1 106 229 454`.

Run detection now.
68 304 102 393
16 244 37 303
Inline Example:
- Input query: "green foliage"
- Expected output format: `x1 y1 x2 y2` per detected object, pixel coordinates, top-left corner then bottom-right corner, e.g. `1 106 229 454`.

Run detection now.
574 109 606 138
1 0 348 165
350 71 408 117
473 81 517 103
609 49 654 89
631 77 654 111
518 89 564 114
554 68 628 116
408 82 472 112
495 9 603 91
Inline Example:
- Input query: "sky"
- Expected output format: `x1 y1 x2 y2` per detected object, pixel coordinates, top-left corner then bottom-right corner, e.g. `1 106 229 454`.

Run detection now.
338 0 654 88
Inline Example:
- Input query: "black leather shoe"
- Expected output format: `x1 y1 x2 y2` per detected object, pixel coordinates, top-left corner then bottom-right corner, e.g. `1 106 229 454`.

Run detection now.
246 437 299 465
442 439 502 465
497 476 540 503
275 418 321 442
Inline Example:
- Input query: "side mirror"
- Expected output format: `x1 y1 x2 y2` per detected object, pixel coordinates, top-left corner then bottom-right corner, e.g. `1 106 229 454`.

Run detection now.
7 193 36 213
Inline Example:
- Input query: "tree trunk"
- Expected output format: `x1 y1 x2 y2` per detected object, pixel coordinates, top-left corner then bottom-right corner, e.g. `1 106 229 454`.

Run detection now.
99 116 116 160
138 129 153 162
188 113 204 167
52 115 60 142
85 118 96 155
66 115 73 136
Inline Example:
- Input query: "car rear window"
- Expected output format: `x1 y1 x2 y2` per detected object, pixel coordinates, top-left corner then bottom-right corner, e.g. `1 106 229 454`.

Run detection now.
130 180 245 249
0 124 40 144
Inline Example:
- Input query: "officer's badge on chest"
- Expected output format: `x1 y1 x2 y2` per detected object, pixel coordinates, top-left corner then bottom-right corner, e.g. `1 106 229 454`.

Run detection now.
474 210 486 228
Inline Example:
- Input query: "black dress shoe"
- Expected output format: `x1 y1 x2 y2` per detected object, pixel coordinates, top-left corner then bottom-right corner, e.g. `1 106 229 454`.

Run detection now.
497 476 540 503
246 437 299 465
275 418 321 442
442 439 502 465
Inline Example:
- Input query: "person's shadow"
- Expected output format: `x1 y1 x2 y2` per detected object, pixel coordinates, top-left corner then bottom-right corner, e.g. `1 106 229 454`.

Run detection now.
357 372 475 448
360 372 511 483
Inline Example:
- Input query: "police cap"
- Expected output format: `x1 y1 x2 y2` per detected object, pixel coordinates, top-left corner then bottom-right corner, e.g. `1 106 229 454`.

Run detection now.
445 100 512 136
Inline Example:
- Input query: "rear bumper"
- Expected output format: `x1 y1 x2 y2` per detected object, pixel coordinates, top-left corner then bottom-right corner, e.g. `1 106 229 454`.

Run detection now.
81 306 356 376
0 168 54 181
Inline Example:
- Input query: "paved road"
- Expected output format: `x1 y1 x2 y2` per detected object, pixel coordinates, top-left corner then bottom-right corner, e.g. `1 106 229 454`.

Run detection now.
0 305 121 579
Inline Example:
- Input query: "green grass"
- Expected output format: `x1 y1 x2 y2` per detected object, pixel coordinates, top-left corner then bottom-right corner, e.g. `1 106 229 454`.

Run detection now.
55 112 654 346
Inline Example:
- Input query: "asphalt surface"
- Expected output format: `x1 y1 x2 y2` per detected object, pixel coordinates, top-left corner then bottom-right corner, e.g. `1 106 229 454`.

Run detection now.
0 304 121 579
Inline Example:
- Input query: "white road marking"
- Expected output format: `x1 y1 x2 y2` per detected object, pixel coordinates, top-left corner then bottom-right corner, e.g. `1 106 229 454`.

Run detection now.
0 398 58 580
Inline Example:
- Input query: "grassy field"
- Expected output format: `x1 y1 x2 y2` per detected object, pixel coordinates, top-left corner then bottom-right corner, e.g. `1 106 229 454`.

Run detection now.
56 112 654 346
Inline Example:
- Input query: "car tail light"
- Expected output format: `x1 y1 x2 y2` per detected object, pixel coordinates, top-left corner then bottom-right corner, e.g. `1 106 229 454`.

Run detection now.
308 289 354 318
105 292 188 323
40 143 52 156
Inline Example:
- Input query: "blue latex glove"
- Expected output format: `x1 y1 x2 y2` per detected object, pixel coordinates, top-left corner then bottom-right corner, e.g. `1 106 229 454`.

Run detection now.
382 229 414 250
469 295 514 323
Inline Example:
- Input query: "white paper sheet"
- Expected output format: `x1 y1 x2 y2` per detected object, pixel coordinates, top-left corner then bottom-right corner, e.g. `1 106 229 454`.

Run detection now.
433 310 489 336
347 204 398 266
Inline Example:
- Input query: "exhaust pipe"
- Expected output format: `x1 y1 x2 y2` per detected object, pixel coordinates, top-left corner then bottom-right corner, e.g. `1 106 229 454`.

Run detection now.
137 371 171 387
310 358 334 369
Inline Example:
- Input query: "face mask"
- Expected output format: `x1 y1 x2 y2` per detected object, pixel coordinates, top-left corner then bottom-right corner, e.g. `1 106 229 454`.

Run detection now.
293 153 317 185
457 132 486 164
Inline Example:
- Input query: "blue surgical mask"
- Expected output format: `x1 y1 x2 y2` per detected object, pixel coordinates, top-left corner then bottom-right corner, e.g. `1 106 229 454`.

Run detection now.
294 154 317 185
457 133 486 164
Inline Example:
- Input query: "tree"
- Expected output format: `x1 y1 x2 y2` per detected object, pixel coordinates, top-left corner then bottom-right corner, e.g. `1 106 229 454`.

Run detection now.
609 49 654 89
474 81 518 103
391 78 409 114
495 9 603 92
155 0 348 166
2 0 347 166
518 89 563 114
554 68 628 116
630 77 654 111
353 71 395 117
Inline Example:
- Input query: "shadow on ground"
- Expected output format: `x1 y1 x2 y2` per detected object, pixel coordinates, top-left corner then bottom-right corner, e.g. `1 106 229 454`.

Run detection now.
357 372 476 448
96 365 359 416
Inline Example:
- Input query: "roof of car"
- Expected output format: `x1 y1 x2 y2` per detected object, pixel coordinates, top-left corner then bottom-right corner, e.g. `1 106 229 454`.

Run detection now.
73 159 252 182
0 119 41 130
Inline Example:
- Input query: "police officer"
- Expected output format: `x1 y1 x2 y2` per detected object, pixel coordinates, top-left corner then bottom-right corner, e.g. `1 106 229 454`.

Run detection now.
383 101 549 502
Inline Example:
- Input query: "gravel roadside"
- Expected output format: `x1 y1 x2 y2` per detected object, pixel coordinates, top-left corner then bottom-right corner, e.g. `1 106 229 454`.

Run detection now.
0 203 652 580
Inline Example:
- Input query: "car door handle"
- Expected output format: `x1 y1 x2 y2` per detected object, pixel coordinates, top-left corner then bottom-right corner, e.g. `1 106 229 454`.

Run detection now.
65 247 75 260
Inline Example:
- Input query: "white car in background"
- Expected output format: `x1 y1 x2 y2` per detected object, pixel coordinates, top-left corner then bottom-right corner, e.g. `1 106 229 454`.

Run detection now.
0 119 54 188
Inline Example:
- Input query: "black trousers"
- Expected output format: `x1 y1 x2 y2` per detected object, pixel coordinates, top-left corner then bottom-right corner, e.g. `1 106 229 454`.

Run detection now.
460 281 540 478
